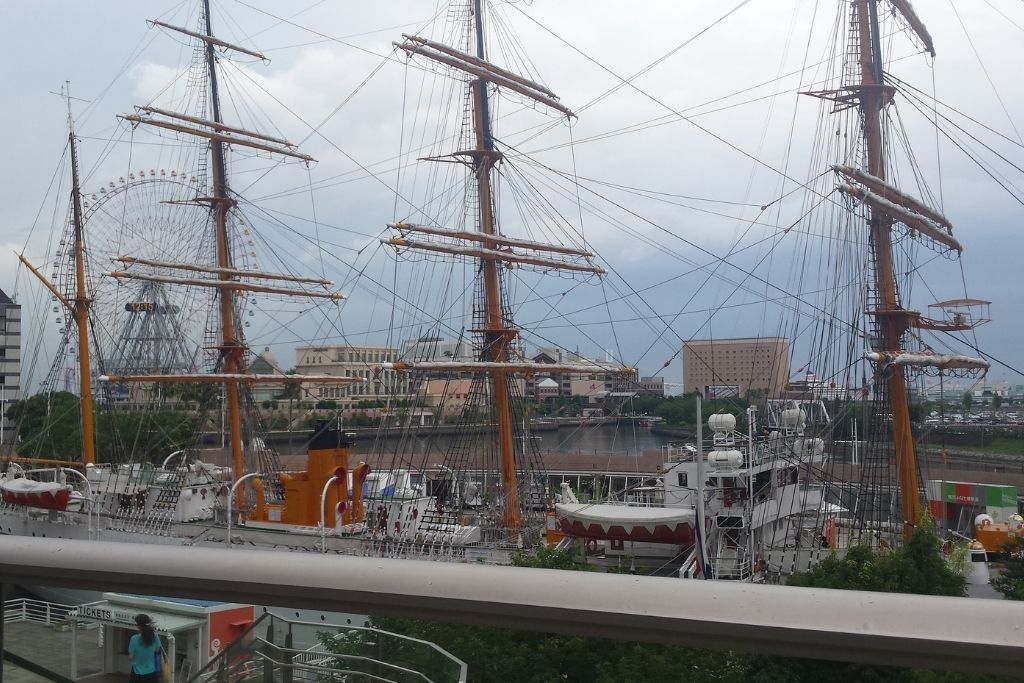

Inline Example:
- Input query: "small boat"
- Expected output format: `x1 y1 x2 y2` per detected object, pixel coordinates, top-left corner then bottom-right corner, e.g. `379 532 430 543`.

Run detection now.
0 476 73 511
556 503 695 544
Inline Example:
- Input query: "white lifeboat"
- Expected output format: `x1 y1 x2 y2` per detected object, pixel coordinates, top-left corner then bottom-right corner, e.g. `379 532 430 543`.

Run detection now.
0 476 74 511
555 503 696 544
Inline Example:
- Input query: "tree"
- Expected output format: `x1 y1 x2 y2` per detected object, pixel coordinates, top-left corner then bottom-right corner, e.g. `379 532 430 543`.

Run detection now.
509 545 588 571
5 391 82 459
992 394 1003 409
992 537 1024 601
961 392 973 411
95 410 195 462
786 526 966 597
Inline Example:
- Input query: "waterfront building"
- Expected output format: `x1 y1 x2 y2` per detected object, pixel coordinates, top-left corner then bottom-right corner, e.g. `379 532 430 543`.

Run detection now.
534 377 559 402
422 378 476 418
0 289 20 447
295 344 412 406
682 337 789 398
525 346 637 403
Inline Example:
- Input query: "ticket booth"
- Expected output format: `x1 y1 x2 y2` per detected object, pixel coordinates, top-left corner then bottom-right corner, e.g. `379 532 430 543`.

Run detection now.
70 594 255 681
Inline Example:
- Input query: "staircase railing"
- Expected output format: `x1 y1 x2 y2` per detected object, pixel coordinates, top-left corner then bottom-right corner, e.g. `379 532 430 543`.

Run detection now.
188 612 467 683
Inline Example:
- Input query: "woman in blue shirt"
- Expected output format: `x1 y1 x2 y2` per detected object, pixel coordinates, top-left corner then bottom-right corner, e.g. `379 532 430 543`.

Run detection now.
128 613 162 682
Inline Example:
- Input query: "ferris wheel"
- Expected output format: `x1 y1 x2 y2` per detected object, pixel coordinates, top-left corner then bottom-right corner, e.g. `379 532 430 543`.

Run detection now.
51 169 244 378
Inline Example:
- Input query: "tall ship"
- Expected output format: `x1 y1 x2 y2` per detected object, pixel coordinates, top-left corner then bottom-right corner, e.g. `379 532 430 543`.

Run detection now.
0 0 623 562
0 0 1013 583
555 0 1000 579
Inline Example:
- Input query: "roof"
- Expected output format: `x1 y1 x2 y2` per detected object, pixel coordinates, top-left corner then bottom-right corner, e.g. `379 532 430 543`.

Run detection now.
250 347 284 375
135 596 229 607
683 337 788 347
536 378 559 388
0 288 15 306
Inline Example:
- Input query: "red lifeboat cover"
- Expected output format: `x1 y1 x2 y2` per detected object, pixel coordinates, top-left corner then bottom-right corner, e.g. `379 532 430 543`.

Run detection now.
0 479 73 511
555 503 695 545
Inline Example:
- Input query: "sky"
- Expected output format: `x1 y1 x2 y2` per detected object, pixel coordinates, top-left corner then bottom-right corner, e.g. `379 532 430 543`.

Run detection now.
0 0 1022 393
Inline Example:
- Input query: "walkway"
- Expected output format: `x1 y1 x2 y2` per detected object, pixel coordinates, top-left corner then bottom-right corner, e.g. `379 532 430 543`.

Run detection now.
3 621 104 682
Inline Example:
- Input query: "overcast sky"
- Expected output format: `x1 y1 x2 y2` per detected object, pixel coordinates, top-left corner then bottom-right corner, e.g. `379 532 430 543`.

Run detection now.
1 1 1022 391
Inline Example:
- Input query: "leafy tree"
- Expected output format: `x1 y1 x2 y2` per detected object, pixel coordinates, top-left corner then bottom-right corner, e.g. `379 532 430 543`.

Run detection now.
6 393 196 463
164 382 218 410
786 526 966 597
509 545 588 571
95 410 195 462
5 391 82 459
348 412 372 428
961 392 973 411
992 394 1003 409
992 537 1024 601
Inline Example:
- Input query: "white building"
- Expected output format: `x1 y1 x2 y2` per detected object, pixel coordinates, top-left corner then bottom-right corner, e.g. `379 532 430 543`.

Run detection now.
295 344 412 406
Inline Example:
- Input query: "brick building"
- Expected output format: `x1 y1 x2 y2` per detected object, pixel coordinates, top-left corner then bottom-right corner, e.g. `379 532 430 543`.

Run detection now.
682 337 789 398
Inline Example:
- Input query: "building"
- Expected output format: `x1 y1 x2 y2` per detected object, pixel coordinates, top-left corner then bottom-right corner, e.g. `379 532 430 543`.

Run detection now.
295 344 412 406
249 347 286 404
422 378 476 419
524 346 637 405
534 377 560 402
635 376 665 396
399 336 476 362
0 289 21 447
682 337 789 398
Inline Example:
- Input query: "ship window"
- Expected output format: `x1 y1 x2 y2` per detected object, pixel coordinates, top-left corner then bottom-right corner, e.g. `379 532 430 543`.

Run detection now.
677 472 688 487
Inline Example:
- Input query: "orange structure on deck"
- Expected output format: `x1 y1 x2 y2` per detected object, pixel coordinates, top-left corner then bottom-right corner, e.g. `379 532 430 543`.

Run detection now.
253 422 369 527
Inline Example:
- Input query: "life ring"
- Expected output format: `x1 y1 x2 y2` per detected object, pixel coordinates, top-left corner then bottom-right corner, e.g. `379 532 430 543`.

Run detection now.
585 538 598 553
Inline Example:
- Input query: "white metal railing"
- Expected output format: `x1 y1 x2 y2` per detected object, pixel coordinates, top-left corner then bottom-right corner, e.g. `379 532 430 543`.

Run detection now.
3 597 76 626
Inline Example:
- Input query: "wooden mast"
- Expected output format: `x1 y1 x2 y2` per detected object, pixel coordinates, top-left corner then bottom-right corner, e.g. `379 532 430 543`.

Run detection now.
855 0 920 536
470 0 521 529
67 89 96 466
202 0 245 482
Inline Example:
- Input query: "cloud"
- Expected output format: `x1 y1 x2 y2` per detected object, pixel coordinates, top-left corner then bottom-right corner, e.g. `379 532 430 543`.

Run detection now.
2 1 1022 384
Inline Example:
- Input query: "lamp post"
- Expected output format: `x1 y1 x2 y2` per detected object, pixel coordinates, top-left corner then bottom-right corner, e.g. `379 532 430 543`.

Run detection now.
226 472 262 549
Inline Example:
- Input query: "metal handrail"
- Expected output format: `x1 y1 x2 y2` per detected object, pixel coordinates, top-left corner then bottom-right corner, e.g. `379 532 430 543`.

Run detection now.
3 598 77 626
190 612 466 683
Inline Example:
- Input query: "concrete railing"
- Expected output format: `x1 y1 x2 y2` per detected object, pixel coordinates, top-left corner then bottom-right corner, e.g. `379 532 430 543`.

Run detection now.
0 536 1020 677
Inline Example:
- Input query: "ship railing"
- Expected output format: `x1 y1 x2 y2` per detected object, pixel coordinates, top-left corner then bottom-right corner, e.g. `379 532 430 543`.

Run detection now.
710 557 752 581
661 443 697 462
